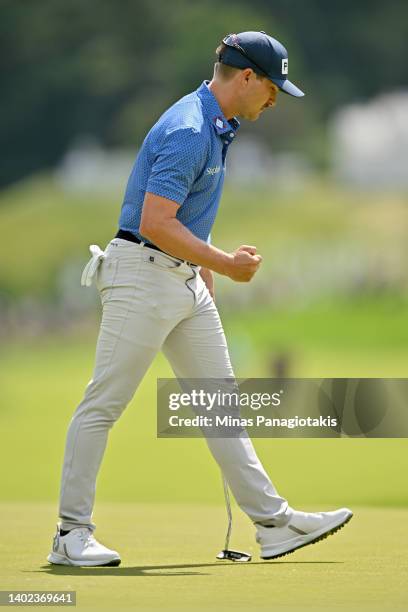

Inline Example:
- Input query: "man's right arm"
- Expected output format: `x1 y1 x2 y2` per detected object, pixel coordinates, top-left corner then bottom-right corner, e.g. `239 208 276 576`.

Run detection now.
140 192 262 282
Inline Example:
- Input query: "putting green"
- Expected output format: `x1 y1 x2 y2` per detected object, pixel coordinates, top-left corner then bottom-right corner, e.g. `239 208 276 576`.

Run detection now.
0 502 406 610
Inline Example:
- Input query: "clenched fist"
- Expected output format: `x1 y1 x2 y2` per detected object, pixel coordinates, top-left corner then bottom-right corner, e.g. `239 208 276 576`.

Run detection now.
225 245 263 282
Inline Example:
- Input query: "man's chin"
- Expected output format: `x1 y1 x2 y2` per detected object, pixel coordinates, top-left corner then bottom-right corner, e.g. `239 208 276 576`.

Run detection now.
240 111 262 121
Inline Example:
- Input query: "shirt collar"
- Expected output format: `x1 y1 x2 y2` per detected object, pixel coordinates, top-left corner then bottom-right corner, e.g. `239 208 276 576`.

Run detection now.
196 80 240 143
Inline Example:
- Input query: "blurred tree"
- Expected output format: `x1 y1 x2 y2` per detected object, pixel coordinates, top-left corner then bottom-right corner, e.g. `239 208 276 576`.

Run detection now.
0 0 407 187
254 0 408 112
0 0 161 186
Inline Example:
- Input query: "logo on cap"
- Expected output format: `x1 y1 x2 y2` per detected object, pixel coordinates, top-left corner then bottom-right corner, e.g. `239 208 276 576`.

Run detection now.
282 59 288 75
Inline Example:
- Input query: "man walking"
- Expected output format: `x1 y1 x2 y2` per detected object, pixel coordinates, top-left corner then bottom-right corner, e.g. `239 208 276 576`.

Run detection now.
48 31 352 567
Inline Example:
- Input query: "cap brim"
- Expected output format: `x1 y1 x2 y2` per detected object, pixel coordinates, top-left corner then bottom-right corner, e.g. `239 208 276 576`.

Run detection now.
270 77 304 97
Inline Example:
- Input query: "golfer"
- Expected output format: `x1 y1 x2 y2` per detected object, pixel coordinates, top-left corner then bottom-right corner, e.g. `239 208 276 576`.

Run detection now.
48 31 352 567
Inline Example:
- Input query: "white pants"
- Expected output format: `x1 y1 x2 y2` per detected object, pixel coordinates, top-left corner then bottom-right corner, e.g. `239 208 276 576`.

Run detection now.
58 238 290 531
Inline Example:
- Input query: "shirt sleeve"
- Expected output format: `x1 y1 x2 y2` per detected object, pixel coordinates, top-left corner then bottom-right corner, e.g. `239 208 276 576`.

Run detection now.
146 127 206 205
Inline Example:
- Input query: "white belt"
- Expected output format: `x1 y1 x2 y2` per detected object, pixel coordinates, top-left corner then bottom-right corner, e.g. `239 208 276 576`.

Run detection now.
80 244 106 287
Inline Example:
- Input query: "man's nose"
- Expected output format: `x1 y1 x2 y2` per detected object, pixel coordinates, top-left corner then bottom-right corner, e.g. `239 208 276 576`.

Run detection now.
267 91 278 106
268 94 277 107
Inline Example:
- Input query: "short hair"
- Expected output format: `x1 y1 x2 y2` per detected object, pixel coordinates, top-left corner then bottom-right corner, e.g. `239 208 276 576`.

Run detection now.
214 43 264 81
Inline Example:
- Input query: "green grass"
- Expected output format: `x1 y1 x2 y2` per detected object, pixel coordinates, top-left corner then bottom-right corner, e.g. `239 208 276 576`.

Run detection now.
1 176 408 609
0 176 119 297
1 175 407 298
0 502 407 610
1 331 407 508
223 296 408 377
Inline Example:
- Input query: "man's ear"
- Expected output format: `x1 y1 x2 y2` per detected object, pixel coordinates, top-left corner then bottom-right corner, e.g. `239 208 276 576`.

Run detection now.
241 68 253 85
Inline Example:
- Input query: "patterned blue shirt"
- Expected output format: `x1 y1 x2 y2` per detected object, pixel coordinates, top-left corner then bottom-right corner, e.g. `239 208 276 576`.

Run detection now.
118 80 240 244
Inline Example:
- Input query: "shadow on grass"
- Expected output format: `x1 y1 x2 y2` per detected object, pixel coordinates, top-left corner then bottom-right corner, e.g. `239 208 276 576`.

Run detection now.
30 560 343 577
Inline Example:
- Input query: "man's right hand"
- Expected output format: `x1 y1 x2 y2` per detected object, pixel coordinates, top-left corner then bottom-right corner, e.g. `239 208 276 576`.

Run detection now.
140 195 264 280
225 245 263 282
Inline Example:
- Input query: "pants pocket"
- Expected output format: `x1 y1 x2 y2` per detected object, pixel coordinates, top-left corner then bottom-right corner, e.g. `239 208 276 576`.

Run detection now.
142 250 182 270
96 257 119 305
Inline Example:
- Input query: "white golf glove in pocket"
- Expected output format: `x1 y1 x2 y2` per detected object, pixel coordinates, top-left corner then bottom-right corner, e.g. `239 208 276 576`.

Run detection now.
80 244 106 287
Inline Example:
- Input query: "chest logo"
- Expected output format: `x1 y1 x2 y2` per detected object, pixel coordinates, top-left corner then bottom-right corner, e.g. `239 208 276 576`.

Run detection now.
207 165 221 175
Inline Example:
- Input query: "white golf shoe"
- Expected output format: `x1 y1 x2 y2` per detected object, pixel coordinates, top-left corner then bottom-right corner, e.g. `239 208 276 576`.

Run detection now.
47 525 121 567
256 507 353 560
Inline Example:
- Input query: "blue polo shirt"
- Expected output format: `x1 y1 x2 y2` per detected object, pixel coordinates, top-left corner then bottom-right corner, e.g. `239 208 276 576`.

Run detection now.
118 80 240 244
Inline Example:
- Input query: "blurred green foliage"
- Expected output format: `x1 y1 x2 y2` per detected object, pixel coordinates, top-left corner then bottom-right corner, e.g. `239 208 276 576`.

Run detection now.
1 0 407 186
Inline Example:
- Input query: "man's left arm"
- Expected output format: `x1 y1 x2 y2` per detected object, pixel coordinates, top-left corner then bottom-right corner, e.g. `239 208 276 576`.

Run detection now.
200 267 215 301
200 232 215 300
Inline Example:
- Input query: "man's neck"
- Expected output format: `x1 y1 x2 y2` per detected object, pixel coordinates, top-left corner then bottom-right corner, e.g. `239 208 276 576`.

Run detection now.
207 79 236 120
